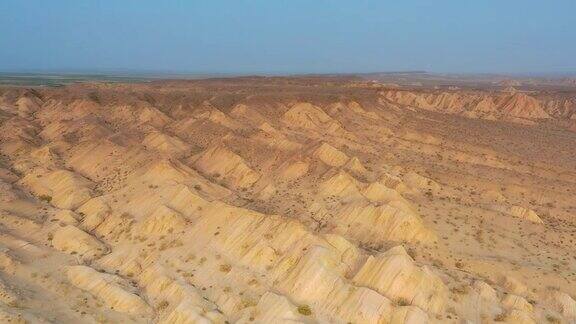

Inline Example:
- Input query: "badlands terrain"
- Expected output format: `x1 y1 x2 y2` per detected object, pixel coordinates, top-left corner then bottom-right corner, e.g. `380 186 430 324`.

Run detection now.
0 76 575 323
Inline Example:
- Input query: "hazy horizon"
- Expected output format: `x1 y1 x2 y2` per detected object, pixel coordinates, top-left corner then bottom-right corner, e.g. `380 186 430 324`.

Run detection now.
1 1 575 75
1 70 576 79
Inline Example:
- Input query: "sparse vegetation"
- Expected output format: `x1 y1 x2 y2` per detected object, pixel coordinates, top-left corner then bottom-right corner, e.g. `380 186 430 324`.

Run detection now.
494 312 507 322
39 195 52 203
219 264 232 273
297 305 312 316
2 73 576 323
394 297 410 306
157 300 169 311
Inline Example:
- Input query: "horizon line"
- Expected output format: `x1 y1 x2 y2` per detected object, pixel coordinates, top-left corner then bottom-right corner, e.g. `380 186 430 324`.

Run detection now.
1 69 576 79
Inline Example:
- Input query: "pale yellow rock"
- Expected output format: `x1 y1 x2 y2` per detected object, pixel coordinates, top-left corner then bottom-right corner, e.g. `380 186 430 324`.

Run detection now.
259 121 283 136
479 189 506 203
194 145 260 188
196 107 243 130
490 205 543 223
313 142 349 167
322 234 362 273
77 197 110 232
142 130 189 155
29 146 59 167
89 211 136 241
473 280 499 303
162 184 210 218
279 161 309 181
273 245 347 304
352 246 447 314
379 173 409 194
52 225 107 261
346 156 369 175
283 102 328 128
501 276 528 295
67 265 152 315
52 209 79 225
136 205 188 235
390 306 429 324
402 171 441 192
138 105 172 128
256 183 277 200
327 101 369 117
21 169 93 209
382 89 551 121
323 287 393 324
16 96 41 116
272 245 393 324
4 79 576 324
283 102 347 136
505 309 536 324
140 158 200 187
113 183 209 224
138 265 227 324
248 292 303 323
363 182 399 202
254 122 303 151
334 202 435 244
347 101 368 114
502 294 533 313
146 198 395 323
382 90 432 109
159 298 226 324
319 170 363 200
507 206 543 224
399 130 438 146
230 104 268 125
546 290 576 318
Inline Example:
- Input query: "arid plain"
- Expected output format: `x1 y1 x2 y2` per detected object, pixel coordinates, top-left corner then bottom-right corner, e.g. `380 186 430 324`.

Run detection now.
0 76 575 323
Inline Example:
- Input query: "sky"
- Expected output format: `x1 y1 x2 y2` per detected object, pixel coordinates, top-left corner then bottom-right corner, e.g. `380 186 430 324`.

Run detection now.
0 0 575 75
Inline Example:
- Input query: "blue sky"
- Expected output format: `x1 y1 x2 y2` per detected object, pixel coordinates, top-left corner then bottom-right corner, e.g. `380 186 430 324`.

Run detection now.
0 0 575 74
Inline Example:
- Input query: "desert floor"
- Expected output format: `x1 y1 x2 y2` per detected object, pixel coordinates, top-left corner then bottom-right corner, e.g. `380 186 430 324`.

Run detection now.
0 77 575 323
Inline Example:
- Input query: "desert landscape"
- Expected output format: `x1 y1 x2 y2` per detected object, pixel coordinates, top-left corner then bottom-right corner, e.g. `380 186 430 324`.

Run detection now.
0 75 574 323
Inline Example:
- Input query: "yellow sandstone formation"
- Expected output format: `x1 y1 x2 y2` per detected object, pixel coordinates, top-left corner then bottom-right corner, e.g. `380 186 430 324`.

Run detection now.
0 77 574 323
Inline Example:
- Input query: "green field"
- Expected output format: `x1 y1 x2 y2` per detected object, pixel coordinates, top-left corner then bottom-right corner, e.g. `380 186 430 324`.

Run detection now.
0 73 158 87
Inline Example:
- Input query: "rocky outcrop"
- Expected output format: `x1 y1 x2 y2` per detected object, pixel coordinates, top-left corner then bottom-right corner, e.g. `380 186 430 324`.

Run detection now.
334 202 435 244
66 266 152 315
279 161 309 181
491 205 544 224
21 169 93 209
353 246 447 314
284 103 339 131
135 205 188 235
194 144 260 188
313 142 349 167
381 90 553 122
52 225 108 261
142 130 189 155
402 171 441 193
1 77 575 323
319 170 363 200
546 290 576 319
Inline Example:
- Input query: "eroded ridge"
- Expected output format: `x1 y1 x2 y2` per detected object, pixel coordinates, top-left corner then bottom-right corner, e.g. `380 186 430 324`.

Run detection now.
0 77 575 323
